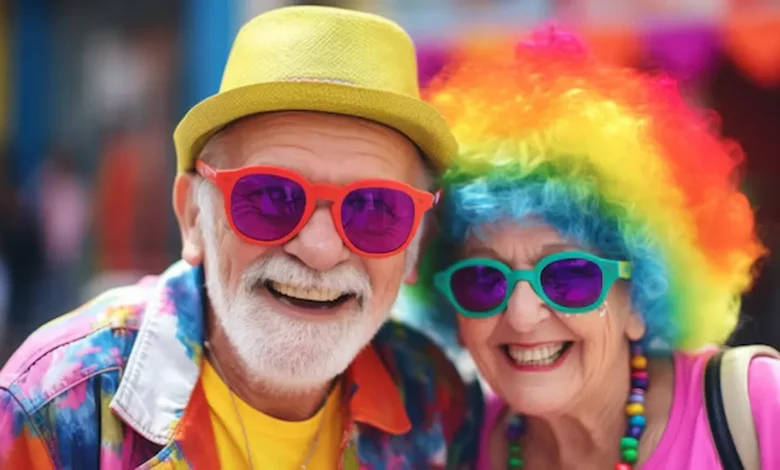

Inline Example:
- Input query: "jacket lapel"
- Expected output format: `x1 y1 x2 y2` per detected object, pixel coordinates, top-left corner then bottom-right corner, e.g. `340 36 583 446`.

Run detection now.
143 381 220 470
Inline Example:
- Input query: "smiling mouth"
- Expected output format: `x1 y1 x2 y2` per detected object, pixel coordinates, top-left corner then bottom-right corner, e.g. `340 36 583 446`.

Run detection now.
503 342 574 369
265 281 355 309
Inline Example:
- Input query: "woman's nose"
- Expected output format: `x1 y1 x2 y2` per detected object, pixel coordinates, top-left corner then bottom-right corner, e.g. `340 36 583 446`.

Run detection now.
504 281 551 332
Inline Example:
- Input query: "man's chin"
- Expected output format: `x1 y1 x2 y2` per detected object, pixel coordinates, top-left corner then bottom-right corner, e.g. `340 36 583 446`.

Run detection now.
239 349 355 393
223 319 374 390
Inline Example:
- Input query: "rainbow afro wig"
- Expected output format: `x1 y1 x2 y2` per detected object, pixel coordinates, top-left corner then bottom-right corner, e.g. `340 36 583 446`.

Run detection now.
402 27 765 355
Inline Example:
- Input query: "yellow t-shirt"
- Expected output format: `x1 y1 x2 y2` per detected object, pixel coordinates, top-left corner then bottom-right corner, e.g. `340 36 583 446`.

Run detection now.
201 360 343 469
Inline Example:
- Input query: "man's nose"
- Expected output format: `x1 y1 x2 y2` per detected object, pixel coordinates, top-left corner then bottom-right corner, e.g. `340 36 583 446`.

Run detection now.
283 207 351 271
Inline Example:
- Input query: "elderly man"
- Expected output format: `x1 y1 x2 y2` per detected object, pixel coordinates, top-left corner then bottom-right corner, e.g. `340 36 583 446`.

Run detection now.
0 6 479 469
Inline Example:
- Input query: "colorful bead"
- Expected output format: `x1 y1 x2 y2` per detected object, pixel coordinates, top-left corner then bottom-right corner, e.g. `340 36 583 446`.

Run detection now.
620 436 639 450
628 393 644 404
506 414 524 468
631 387 646 396
629 415 646 428
622 448 638 463
509 416 525 428
615 464 632 470
631 376 648 389
626 403 645 415
631 355 648 369
631 370 648 379
628 425 643 439
506 417 525 440
631 343 644 355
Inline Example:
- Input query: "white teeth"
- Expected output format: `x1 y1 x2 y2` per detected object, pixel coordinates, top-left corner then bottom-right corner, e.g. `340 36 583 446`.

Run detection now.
507 343 568 366
269 281 346 302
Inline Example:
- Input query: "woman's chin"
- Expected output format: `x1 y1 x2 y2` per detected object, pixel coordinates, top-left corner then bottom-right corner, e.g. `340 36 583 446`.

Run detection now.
498 386 576 416
490 342 582 414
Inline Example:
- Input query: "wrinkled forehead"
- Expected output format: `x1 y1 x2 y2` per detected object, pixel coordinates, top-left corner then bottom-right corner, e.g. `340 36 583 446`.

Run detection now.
461 219 584 258
466 218 562 245
200 111 430 187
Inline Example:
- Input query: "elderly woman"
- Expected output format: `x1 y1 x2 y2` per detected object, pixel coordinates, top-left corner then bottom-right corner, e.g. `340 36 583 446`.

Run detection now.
405 29 780 469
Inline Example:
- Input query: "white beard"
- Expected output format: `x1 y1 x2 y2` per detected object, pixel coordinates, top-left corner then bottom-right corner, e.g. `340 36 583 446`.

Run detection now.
196 181 422 394
204 252 382 394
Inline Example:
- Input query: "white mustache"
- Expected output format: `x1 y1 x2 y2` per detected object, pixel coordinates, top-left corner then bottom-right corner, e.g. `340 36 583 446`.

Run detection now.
240 254 373 301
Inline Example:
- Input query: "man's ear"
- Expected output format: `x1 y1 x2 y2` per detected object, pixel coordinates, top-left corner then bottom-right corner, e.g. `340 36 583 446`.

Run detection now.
404 215 439 285
173 174 205 266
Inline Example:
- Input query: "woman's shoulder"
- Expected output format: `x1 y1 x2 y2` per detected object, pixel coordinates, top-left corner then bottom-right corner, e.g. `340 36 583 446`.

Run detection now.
748 354 780 394
747 354 780 420
669 348 715 392
670 347 780 401
642 349 778 469
746 354 780 467
670 347 780 467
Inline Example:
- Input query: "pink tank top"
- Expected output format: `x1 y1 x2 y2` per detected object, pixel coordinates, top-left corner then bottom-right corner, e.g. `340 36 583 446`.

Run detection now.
477 352 780 469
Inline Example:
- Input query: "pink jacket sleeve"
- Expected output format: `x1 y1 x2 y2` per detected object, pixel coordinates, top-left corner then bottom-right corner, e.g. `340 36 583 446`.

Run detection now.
749 356 780 468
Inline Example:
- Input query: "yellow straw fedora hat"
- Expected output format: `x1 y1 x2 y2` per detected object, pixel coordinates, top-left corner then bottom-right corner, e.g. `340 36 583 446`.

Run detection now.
173 5 457 173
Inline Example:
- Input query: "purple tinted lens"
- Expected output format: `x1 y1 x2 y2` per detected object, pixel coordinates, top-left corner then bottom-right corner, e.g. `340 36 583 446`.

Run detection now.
540 258 603 308
450 265 508 313
341 187 415 253
230 174 306 241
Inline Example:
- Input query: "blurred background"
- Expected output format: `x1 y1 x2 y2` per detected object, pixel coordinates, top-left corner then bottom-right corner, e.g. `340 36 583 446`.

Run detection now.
0 0 779 363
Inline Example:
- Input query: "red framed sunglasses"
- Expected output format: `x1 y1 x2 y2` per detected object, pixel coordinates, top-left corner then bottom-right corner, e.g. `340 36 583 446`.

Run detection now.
195 161 439 258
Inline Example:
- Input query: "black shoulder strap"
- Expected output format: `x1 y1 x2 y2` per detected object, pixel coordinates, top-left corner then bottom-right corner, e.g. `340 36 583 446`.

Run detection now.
704 350 744 470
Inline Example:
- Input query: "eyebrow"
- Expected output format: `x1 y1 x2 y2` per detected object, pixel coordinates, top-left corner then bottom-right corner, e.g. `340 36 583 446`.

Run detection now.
531 243 581 262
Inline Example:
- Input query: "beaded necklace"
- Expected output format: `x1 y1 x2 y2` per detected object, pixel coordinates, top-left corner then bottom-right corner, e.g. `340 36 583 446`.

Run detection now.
505 342 649 469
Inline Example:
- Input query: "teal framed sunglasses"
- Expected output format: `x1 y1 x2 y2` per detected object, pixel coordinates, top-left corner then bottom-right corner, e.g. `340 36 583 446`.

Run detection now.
433 250 632 317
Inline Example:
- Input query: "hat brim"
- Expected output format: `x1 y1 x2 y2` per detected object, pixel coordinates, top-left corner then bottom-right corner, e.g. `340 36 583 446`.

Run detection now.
173 81 457 173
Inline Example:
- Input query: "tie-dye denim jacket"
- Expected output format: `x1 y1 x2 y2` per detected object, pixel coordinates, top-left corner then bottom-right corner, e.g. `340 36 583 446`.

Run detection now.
0 261 481 469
